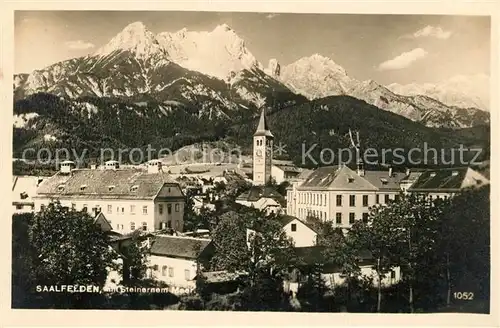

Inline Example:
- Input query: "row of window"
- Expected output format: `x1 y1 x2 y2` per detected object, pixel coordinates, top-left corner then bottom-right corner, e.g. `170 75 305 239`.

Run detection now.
298 208 369 225
112 220 182 232
151 265 190 280
104 203 180 215
297 193 398 207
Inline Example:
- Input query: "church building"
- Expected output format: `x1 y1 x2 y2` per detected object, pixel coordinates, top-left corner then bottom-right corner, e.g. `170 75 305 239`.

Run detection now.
236 107 283 213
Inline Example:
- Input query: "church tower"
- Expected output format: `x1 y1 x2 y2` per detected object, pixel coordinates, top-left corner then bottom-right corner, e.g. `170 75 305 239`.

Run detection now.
253 107 274 185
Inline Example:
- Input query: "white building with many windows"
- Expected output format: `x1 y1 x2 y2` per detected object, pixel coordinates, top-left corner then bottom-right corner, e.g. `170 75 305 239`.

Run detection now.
286 165 405 228
33 160 185 233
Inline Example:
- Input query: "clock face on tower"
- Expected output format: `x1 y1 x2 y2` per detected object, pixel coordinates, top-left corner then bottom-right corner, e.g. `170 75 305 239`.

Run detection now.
256 149 263 157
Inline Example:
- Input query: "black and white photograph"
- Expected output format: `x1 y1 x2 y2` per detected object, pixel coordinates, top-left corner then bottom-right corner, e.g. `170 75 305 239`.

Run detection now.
7 5 496 320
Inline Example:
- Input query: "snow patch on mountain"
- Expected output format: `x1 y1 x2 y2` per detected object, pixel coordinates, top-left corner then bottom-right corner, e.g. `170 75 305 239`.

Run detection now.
94 22 167 61
387 74 489 111
157 24 261 80
280 54 356 98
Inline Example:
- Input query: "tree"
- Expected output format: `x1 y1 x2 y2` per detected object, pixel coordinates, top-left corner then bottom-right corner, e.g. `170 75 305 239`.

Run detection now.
438 186 490 306
29 202 118 288
12 213 36 308
306 215 360 303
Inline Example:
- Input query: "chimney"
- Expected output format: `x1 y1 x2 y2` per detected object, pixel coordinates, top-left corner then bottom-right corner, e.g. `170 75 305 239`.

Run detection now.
104 160 119 170
147 159 163 174
357 159 365 177
388 167 393 177
60 160 76 174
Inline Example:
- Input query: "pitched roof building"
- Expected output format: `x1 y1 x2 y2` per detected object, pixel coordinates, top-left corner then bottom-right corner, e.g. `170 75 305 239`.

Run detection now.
34 160 186 234
408 167 489 195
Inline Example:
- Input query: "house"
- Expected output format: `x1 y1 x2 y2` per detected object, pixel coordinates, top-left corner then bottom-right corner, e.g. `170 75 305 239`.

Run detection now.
12 175 45 213
277 215 318 247
245 215 317 250
236 185 284 214
407 167 489 198
286 164 405 228
283 246 401 295
146 235 214 295
33 159 185 234
271 164 303 184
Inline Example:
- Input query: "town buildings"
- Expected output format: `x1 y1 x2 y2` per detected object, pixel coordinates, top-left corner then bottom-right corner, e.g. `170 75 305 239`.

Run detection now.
252 107 274 186
33 159 185 233
286 164 405 228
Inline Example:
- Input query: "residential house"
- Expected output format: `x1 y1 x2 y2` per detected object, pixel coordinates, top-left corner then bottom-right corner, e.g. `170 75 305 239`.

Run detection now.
146 235 214 295
12 175 45 213
33 159 185 233
284 246 401 295
271 164 303 184
277 215 318 247
236 185 284 215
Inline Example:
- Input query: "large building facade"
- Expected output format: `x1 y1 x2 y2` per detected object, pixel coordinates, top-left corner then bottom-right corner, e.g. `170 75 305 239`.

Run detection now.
33 160 185 233
286 165 405 228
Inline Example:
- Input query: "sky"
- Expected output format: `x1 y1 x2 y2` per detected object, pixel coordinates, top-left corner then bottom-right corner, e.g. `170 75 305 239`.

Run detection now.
15 11 491 85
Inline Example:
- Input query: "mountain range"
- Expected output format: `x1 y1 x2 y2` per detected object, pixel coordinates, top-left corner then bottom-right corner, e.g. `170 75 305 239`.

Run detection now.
13 21 490 164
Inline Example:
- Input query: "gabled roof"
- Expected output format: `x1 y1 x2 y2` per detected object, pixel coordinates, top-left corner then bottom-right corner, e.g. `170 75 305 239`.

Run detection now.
149 235 212 260
277 215 318 234
408 167 489 192
12 176 44 204
273 165 303 173
35 169 178 200
94 212 113 232
254 107 274 138
299 165 377 191
236 185 284 202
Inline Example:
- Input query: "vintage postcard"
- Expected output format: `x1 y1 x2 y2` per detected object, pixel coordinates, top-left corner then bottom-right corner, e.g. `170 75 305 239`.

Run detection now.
2 1 498 327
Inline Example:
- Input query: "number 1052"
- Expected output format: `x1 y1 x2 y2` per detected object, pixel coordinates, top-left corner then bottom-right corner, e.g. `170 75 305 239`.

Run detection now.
453 292 474 300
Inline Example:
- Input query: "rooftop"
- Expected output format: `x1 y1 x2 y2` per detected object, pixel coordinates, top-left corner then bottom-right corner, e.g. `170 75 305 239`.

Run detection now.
149 235 213 260
236 185 284 202
408 167 489 192
35 169 178 200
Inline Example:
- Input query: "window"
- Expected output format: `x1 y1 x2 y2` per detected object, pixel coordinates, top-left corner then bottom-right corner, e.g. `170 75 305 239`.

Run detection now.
362 213 369 223
80 184 87 191
169 267 174 277
159 204 163 215
363 195 368 207
167 204 172 214
336 195 342 206
71 203 76 210
116 207 119 214
291 223 297 232
130 205 135 214
385 194 390 203
107 205 112 214
108 185 115 192
391 270 396 279
336 213 342 224
162 266 167 276
185 269 190 280
324 194 327 206
83 204 88 212
349 213 355 224
121 207 125 214
16 204 23 210
167 220 172 228
40 204 46 211
130 185 138 192
395 194 400 202
175 204 180 212
130 222 136 231
142 222 147 231
153 264 159 271
143 206 148 215
349 195 355 207
376 195 380 204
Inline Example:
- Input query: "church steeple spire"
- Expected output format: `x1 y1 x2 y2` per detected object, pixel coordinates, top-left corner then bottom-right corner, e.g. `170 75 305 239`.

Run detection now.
254 107 274 138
